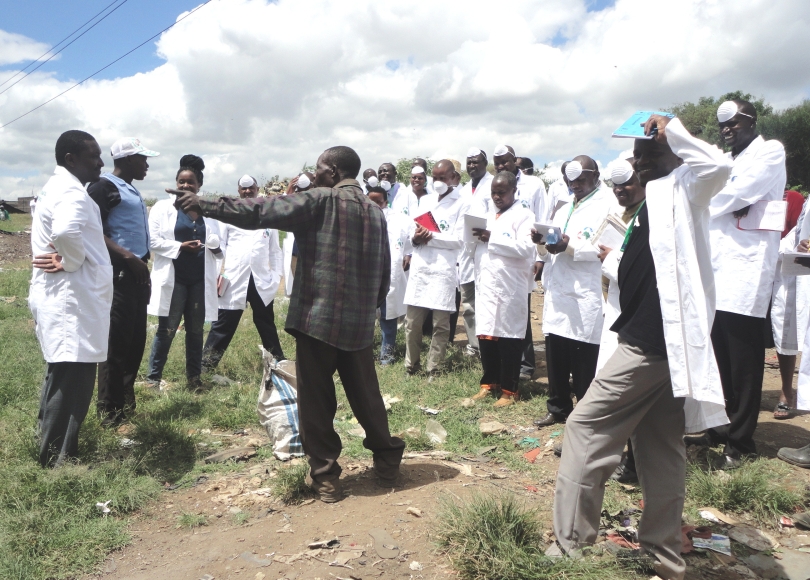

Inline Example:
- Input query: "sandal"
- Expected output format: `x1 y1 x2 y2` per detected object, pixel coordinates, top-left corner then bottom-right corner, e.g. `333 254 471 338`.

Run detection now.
774 401 793 420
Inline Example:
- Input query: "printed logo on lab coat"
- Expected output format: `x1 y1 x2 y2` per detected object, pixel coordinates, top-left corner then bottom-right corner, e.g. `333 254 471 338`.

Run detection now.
501 231 513 239
438 219 450 232
263 229 271 238
578 226 595 241
520 200 531 209
396 238 404 249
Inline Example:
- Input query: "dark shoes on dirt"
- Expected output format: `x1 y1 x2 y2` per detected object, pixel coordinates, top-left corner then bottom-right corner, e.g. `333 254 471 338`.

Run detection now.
306 474 344 503
777 444 810 468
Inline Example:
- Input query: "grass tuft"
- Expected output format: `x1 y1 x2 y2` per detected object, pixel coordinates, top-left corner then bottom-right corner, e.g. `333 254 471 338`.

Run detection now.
433 491 640 580
272 462 312 504
177 512 208 529
686 458 806 525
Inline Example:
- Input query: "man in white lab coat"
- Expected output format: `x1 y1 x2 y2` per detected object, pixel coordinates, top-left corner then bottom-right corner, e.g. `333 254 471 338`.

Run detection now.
534 156 613 427
203 175 286 371
545 162 574 222
29 130 112 467
553 115 731 580
469 171 536 407
457 148 494 358
403 160 465 375
687 99 787 469
493 144 546 380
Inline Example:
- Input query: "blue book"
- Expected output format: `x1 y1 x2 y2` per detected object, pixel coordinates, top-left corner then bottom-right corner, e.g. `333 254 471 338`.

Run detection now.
613 111 675 139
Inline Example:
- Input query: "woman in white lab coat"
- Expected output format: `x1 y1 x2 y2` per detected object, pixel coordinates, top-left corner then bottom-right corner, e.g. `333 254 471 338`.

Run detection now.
368 187 411 364
146 155 221 387
470 172 536 407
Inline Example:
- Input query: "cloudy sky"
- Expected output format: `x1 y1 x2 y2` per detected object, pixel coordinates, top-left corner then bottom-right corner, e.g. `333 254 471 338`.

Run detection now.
1 0 809 200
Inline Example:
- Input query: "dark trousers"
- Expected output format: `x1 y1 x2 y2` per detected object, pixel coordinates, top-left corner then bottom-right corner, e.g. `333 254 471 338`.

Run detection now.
97 269 150 419
203 275 285 370
147 279 205 382
38 362 96 467
545 332 600 418
708 310 765 457
479 337 524 395
521 294 536 376
295 334 405 482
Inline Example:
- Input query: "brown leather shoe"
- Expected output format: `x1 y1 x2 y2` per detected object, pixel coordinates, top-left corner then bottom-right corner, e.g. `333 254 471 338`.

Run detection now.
534 412 563 427
306 474 344 503
472 387 492 401
494 391 518 407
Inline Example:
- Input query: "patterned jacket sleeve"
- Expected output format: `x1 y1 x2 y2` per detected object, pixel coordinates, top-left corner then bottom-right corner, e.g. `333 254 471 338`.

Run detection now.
198 190 321 231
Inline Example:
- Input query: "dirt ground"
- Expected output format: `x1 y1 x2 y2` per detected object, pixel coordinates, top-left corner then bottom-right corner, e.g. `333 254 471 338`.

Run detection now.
0 229 30 266
87 292 810 580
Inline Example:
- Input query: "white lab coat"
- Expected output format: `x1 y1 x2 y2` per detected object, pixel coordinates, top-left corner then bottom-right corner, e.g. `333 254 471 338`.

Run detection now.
403 188 465 312
147 199 221 322
546 178 574 221
383 209 412 319
282 232 295 296
28 167 113 363
770 227 810 356
218 223 282 310
595 203 634 373
643 118 732 432
790 208 810 410
709 135 787 318
391 187 433 218
539 186 614 344
457 172 494 286
515 171 547 224
475 203 536 338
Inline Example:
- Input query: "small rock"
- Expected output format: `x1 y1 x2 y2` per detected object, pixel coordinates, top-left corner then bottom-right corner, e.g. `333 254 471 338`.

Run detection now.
204 446 257 464
460 398 475 408
406 507 422 517
409 561 423 571
480 421 508 435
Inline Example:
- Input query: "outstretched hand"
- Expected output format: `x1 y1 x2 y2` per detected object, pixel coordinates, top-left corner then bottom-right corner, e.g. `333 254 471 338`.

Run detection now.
167 188 202 214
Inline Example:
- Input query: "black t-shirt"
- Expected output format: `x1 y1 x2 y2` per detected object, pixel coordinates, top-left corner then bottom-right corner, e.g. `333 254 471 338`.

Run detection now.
610 203 667 357
172 210 206 285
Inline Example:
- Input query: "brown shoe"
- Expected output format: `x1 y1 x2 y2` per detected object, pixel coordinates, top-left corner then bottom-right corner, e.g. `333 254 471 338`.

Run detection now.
472 384 497 401
306 474 344 503
494 391 518 407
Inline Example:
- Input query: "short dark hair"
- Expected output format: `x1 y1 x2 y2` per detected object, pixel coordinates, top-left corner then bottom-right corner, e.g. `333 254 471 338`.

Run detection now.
493 170 517 188
517 157 534 169
177 154 205 186
367 185 388 201
55 130 95 167
323 146 361 180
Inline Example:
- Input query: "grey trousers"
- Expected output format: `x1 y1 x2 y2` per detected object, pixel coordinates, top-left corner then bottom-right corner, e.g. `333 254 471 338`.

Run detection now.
459 281 479 350
38 362 97 468
404 305 451 373
553 340 686 580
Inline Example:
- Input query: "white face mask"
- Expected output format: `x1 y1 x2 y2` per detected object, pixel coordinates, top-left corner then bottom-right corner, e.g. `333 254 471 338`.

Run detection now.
366 176 379 188
433 180 448 195
380 180 392 192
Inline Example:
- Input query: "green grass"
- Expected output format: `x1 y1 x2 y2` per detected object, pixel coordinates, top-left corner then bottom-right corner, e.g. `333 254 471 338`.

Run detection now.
177 512 208 529
272 462 312 504
686 458 807 526
433 491 644 580
0 212 32 233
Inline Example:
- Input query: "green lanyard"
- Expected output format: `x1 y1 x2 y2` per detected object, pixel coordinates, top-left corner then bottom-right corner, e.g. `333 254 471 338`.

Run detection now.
620 200 646 253
563 188 598 234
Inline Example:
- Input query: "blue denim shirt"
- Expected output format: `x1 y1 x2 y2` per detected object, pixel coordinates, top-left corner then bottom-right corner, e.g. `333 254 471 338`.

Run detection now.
91 173 150 259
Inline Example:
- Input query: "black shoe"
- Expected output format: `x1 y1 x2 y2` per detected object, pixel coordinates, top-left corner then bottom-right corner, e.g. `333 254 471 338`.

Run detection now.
610 463 639 484
777 444 810 468
684 434 714 448
534 413 564 427
99 409 124 428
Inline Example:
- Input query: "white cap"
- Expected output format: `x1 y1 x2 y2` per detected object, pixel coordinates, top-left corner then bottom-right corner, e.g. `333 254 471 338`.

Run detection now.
466 147 485 158
110 138 159 160
366 175 379 188
493 144 514 158
238 174 256 187
565 160 583 181
717 101 754 123
297 174 311 189
609 160 634 185
411 166 425 175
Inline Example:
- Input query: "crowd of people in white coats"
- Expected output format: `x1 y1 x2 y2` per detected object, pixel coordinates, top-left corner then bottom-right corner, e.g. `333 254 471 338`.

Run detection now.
26 98 810 580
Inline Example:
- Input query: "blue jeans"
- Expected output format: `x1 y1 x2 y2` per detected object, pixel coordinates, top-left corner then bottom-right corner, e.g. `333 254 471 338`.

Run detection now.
147 280 206 382
379 302 398 356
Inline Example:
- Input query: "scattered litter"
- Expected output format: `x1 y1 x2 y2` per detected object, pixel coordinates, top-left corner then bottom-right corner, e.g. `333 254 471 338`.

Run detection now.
550 430 562 438
418 405 442 415
119 438 135 449
333 550 363 566
681 526 714 554
406 507 422 518
204 446 257 464
520 437 541 448
479 421 507 435
691 534 732 556
368 528 399 559
606 531 639 550
403 450 451 459
425 419 447 444
460 398 475 408
240 552 273 567
728 526 777 551
95 500 112 515
300 498 315 506
523 448 542 463
382 394 402 410
698 507 739 526
409 561 423 571
401 426 421 439
781 516 795 528
210 374 236 386
347 427 366 438
309 538 340 549
525 485 538 493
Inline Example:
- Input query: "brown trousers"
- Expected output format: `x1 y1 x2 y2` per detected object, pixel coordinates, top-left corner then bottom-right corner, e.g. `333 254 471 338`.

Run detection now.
295 334 405 482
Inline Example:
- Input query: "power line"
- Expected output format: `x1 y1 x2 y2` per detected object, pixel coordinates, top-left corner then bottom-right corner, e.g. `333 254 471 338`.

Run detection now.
0 0 216 130
0 0 126 90
0 0 133 97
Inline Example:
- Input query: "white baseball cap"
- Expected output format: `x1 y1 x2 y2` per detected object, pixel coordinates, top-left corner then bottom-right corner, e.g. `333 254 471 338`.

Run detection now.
110 138 160 160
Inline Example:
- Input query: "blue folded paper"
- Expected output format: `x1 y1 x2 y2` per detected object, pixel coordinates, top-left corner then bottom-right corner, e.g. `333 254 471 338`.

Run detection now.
613 111 675 139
